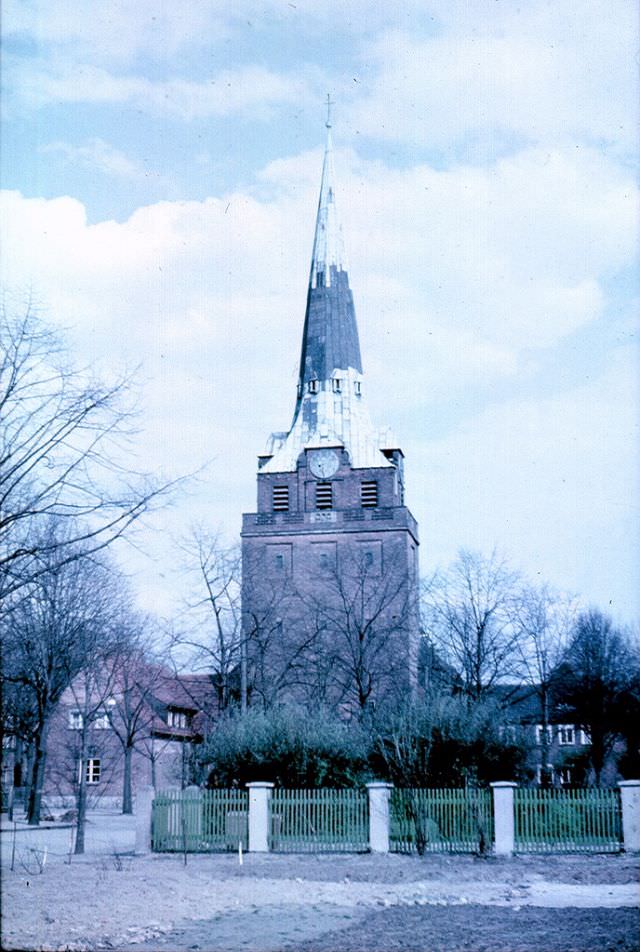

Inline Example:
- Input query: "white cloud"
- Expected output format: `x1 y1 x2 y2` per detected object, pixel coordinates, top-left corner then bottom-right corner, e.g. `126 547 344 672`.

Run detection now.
4 0 227 64
417 345 640 620
10 60 308 119
2 139 636 402
1 125 638 617
40 138 149 180
347 1 639 156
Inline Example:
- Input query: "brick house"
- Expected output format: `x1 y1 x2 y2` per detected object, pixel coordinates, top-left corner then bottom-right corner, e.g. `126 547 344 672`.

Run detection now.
5 670 219 813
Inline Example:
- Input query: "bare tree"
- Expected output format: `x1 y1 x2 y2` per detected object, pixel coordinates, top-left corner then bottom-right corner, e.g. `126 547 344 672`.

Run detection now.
307 545 418 717
241 550 316 710
179 530 243 710
65 650 122 852
103 619 170 813
514 584 576 784
0 305 180 600
1 526 120 824
426 549 522 700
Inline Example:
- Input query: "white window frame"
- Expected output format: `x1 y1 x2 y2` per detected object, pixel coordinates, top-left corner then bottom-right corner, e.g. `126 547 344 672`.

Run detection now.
94 711 110 730
557 725 575 746
536 763 554 784
82 758 101 785
535 724 553 745
167 709 190 730
556 767 572 786
68 710 84 731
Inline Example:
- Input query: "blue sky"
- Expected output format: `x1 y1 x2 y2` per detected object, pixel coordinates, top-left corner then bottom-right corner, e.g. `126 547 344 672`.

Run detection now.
2 0 639 624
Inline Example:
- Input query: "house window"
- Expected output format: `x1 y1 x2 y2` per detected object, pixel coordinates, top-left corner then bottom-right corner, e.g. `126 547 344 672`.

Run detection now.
556 767 572 786
354 381 361 396
94 711 110 730
275 553 284 570
69 711 84 731
84 759 101 785
315 482 333 509
500 725 517 743
319 553 329 570
168 709 190 729
308 379 318 394
536 763 554 785
578 729 590 746
272 485 289 512
332 377 341 393
558 725 575 745
360 481 378 508
536 725 553 745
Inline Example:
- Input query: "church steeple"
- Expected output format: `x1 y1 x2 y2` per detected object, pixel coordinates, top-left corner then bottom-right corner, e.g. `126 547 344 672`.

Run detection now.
308 97 349 291
259 101 396 474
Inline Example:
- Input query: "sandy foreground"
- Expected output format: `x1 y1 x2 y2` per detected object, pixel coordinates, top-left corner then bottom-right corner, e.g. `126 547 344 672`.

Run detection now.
1 814 639 952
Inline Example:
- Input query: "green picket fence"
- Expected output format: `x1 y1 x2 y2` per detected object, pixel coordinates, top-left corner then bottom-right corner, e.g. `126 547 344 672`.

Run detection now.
152 788 249 852
269 788 369 852
514 788 622 853
390 788 493 854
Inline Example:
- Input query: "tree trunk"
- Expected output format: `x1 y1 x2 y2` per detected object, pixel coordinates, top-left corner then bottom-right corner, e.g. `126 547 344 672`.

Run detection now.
74 726 89 854
122 745 134 814
540 687 551 788
240 641 247 713
27 722 49 825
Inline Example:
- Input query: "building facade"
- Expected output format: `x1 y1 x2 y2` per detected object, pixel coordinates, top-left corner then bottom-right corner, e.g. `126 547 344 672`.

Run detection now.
3 672 216 813
241 111 420 713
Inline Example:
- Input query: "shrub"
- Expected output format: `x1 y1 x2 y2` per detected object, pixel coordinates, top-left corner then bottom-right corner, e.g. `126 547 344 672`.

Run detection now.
197 705 370 788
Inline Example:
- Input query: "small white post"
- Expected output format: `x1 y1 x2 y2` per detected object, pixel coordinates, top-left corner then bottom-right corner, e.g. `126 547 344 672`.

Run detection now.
367 782 393 853
618 781 640 852
246 782 274 852
135 784 156 855
491 782 517 857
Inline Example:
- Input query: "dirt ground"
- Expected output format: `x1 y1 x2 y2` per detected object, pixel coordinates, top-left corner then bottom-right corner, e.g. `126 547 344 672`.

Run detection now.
2 848 639 952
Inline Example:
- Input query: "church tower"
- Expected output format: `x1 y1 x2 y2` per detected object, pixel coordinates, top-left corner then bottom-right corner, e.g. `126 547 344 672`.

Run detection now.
241 104 420 712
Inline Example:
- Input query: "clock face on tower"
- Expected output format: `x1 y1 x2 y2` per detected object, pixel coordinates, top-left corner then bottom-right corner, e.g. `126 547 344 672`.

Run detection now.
308 449 340 479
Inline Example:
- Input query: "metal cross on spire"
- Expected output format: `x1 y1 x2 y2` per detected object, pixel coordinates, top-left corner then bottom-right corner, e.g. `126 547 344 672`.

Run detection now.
325 93 334 129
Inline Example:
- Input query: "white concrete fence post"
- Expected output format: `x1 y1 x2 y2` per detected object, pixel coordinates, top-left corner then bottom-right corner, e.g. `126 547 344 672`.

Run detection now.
246 782 274 852
367 782 393 853
135 784 156 855
490 782 517 857
618 780 640 852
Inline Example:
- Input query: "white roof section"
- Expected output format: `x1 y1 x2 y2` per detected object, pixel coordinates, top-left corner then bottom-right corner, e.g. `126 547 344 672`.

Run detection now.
260 367 395 472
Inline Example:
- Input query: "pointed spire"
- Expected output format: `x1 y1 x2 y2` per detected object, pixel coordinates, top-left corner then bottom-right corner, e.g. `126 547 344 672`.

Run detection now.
259 100 395 474
309 94 347 290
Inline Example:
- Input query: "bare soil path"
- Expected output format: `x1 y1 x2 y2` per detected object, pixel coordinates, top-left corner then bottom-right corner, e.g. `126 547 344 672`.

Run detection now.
2 849 638 952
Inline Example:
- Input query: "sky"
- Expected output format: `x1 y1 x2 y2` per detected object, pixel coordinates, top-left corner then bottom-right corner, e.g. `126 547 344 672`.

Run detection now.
2 0 639 626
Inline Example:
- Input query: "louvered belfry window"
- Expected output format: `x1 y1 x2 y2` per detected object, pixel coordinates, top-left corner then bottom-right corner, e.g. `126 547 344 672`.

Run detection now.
315 482 333 509
272 485 289 512
360 480 378 508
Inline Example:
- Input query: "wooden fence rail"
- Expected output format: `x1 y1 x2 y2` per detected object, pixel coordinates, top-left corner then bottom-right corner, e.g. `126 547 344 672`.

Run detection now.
150 785 628 855
152 788 248 852
390 788 493 854
514 787 622 853
269 788 369 852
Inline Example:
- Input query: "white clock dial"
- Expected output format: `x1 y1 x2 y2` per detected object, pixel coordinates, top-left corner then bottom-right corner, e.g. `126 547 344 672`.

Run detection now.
309 449 339 478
